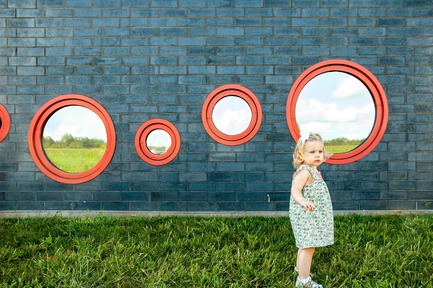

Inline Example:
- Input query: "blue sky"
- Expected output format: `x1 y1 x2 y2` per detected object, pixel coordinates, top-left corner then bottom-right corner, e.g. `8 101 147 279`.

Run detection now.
295 72 375 141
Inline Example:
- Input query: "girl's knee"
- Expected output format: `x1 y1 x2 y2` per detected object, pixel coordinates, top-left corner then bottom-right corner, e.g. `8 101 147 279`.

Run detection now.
299 247 315 255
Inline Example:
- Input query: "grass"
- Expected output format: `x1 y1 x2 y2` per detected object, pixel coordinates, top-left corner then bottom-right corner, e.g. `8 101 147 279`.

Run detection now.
326 144 360 154
43 148 105 173
1 215 432 287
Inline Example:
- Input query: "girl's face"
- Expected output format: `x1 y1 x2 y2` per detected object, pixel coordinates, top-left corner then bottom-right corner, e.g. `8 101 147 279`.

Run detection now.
303 140 324 168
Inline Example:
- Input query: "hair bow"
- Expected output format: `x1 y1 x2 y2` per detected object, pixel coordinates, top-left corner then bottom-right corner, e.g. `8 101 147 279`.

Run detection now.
299 131 311 144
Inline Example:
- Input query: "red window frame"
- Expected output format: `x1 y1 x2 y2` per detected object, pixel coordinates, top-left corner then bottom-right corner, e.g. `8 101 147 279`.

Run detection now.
0 104 11 142
135 118 181 166
28 94 116 184
202 84 262 146
286 59 388 164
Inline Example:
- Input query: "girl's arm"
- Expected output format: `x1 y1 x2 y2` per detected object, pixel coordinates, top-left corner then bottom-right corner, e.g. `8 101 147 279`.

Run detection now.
291 169 316 211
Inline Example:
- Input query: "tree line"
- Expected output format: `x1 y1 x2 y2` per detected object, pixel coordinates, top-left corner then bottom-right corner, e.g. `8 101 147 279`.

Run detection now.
324 137 365 146
43 133 106 149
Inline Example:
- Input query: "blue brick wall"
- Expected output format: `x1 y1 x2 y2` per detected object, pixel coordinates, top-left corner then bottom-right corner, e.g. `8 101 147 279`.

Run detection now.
1 0 433 213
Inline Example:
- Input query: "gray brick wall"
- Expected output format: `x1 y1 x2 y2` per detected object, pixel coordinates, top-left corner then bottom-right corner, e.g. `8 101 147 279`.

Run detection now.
1 0 433 212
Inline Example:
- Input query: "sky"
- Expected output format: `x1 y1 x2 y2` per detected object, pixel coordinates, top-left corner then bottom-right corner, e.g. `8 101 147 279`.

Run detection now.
146 129 171 148
43 106 107 141
212 96 252 135
295 72 376 141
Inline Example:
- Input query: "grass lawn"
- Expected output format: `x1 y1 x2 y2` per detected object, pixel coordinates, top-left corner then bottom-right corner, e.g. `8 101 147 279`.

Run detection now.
326 144 360 154
43 148 105 173
1 215 432 287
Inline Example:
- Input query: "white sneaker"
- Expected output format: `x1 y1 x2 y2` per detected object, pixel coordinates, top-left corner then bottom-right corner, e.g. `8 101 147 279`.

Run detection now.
295 276 323 288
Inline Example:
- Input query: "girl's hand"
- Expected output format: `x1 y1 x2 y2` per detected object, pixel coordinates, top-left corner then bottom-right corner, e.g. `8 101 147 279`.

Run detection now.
299 200 316 212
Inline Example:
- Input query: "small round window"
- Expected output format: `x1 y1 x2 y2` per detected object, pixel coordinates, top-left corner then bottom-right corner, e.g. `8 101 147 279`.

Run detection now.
202 84 262 146
135 119 181 166
286 59 388 164
0 104 11 142
28 94 116 184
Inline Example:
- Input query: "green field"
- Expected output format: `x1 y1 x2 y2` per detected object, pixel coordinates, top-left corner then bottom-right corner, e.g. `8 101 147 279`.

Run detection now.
326 144 360 154
1 215 432 287
43 148 105 173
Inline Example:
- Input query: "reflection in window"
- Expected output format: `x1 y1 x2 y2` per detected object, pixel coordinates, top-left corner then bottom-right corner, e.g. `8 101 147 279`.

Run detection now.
296 72 375 154
146 129 171 155
212 96 252 136
42 106 107 173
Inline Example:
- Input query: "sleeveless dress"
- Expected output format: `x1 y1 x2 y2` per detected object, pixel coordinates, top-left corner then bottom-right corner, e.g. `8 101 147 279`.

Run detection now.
289 164 334 248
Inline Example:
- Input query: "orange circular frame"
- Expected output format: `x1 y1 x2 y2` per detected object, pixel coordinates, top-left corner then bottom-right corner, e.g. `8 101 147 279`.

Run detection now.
0 104 11 142
28 94 116 184
286 59 388 164
202 84 262 146
135 119 181 166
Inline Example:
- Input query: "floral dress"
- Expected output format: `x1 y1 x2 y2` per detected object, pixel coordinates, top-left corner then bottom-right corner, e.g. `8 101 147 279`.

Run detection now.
289 164 334 248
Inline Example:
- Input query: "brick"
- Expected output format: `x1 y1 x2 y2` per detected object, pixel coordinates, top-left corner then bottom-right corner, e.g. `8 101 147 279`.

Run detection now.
0 0 432 214
65 0 92 8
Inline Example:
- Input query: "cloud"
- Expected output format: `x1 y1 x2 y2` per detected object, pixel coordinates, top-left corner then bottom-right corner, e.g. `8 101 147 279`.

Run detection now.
212 97 252 135
213 107 251 135
296 98 375 140
332 76 369 99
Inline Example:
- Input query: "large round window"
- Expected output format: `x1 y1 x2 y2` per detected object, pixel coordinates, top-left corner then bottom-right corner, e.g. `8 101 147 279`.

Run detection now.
28 94 116 184
0 104 11 142
286 59 388 164
202 84 262 146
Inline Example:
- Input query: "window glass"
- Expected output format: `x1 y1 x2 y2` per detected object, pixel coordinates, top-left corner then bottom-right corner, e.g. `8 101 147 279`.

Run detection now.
202 84 262 146
42 106 107 173
28 94 116 184
296 72 375 154
212 96 252 136
286 59 388 164
146 129 171 155
135 119 181 166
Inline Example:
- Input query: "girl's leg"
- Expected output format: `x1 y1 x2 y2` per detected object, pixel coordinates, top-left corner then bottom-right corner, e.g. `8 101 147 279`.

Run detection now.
296 247 316 280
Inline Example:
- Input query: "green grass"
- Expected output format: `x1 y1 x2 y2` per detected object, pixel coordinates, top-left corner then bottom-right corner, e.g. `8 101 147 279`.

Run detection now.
326 144 360 154
43 148 105 173
1 215 432 287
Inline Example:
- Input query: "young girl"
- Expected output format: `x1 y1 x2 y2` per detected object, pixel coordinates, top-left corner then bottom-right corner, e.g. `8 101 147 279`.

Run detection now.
289 132 334 288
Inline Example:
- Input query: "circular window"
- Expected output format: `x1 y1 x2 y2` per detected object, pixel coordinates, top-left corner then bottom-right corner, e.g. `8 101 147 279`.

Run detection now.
135 119 181 166
28 94 116 184
0 104 11 142
286 59 388 164
202 84 262 146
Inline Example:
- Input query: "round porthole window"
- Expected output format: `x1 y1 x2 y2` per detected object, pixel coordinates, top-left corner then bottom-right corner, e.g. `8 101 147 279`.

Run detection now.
286 59 388 164
135 119 181 166
28 94 116 184
0 104 11 142
202 84 262 146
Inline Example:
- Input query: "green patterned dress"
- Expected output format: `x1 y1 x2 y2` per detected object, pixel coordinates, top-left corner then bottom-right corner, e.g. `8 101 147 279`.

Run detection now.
289 164 334 248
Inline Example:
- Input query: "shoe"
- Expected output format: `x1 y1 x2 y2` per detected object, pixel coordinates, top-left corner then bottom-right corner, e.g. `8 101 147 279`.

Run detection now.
295 276 323 288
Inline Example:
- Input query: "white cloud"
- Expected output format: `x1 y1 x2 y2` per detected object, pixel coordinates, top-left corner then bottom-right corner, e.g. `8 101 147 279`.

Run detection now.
213 107 251 135
296 98 375 140
332 76 369 99
212 96 252 135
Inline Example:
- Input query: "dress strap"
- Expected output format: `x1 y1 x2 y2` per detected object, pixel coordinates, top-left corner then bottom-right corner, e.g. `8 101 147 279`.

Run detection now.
294 164 315 178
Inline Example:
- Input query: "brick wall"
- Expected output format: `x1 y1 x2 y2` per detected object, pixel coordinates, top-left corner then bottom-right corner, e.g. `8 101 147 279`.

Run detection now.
1 0 433 213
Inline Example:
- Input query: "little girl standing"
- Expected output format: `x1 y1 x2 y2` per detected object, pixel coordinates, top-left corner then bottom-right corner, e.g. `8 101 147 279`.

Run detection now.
289 132 334 288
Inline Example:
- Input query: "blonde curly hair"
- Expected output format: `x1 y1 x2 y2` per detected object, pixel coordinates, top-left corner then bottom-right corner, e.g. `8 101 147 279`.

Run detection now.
292 132 333 168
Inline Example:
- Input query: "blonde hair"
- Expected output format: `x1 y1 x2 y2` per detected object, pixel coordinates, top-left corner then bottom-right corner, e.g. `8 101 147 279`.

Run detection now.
292 132 333 168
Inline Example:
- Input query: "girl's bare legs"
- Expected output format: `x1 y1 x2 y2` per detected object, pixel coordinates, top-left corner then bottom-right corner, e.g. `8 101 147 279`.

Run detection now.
296 247 316 279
